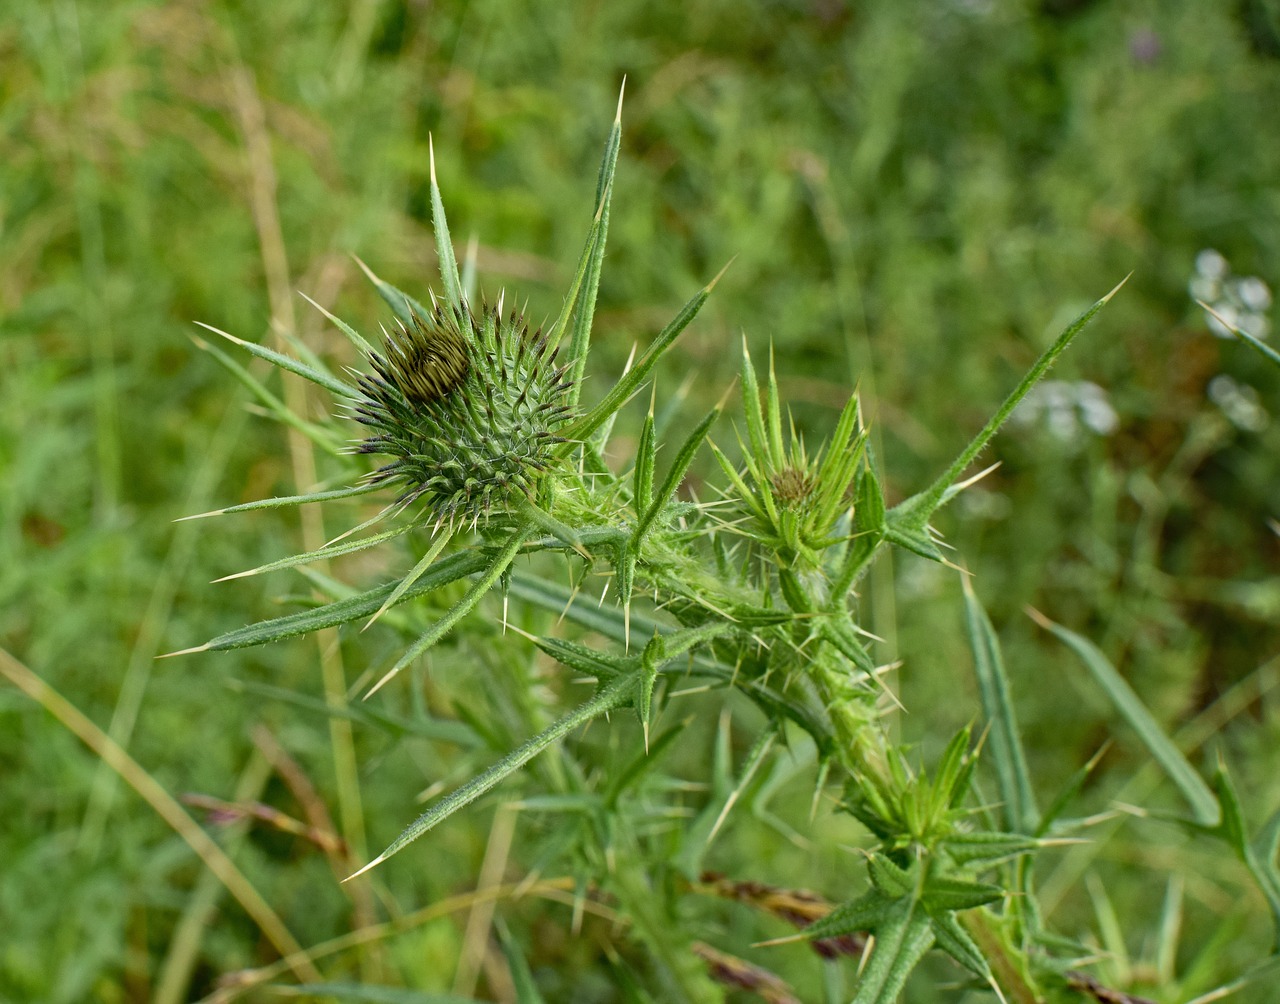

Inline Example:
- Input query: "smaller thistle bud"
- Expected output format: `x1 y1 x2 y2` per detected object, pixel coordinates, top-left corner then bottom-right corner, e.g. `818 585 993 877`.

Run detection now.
352 298 574 527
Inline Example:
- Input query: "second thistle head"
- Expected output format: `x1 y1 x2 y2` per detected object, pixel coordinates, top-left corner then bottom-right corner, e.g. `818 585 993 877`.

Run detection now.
353 297 574 528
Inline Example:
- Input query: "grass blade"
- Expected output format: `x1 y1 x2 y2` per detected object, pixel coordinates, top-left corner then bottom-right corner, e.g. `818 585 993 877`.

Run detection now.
1028 607 1219 826
962 578 1037 833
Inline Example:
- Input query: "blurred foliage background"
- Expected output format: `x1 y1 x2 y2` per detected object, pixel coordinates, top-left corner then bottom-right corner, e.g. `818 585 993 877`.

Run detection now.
2 0 1279 1000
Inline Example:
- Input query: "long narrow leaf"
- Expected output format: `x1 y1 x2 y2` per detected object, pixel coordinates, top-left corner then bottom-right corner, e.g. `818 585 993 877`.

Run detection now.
176 481 383 521
558 264 728 447
888 277 1126 536
194 336 342 454
348 669 641 878
633 408 719 544
195 322 353 399
1199 299 1280 369
428 136 464 310
300 291 376 357
365 528 454 629
963 578 1037 833
355 256 431 327
564 88 623 406
166 549 490 655
1028 608 1219 826
851 902 935 1004
367 526 535 696
214 522 415 583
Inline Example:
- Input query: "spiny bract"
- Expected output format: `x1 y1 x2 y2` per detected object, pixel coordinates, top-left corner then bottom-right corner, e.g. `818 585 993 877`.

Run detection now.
353 297 574 527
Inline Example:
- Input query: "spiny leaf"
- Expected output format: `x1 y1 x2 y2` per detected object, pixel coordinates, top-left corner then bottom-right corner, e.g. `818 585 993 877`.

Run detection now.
365 528 454 630
941 831 1041 866
175 481 383 521
826 463 887 605
565 85 623 406
531 635 637 682
367 525 535 697
739 338 769 467
765 346 785 467
634 409 656 514
428 136 464 311
193 336 342 454
851 901 935 1004
929 911 993 981
167 547 489 655
354 256 431 328
348 669 641 879
195 322 355 399
215 522 415 583
920 877 1004 913
637 634 664 739
821 617 876 675
633 407 719 545
558 265 727 447
888 277 1126 536
803 889 894 942
300 291 376 357
868 854 916 898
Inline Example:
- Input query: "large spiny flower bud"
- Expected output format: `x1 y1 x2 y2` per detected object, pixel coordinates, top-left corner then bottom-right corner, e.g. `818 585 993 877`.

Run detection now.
353 297 574 527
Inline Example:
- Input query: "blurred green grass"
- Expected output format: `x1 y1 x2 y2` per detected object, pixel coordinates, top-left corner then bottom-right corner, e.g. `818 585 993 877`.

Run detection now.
3 0 1280 1000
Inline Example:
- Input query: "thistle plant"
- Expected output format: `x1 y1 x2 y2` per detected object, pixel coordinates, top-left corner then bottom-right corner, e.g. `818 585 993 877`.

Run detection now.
174 98 1280 1002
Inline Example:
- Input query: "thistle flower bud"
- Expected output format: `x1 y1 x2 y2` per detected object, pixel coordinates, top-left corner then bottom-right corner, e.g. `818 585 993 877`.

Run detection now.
353 298 573 526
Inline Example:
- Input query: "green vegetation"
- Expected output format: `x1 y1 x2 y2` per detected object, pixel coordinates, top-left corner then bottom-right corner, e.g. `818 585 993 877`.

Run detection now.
3 2 1280 1002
